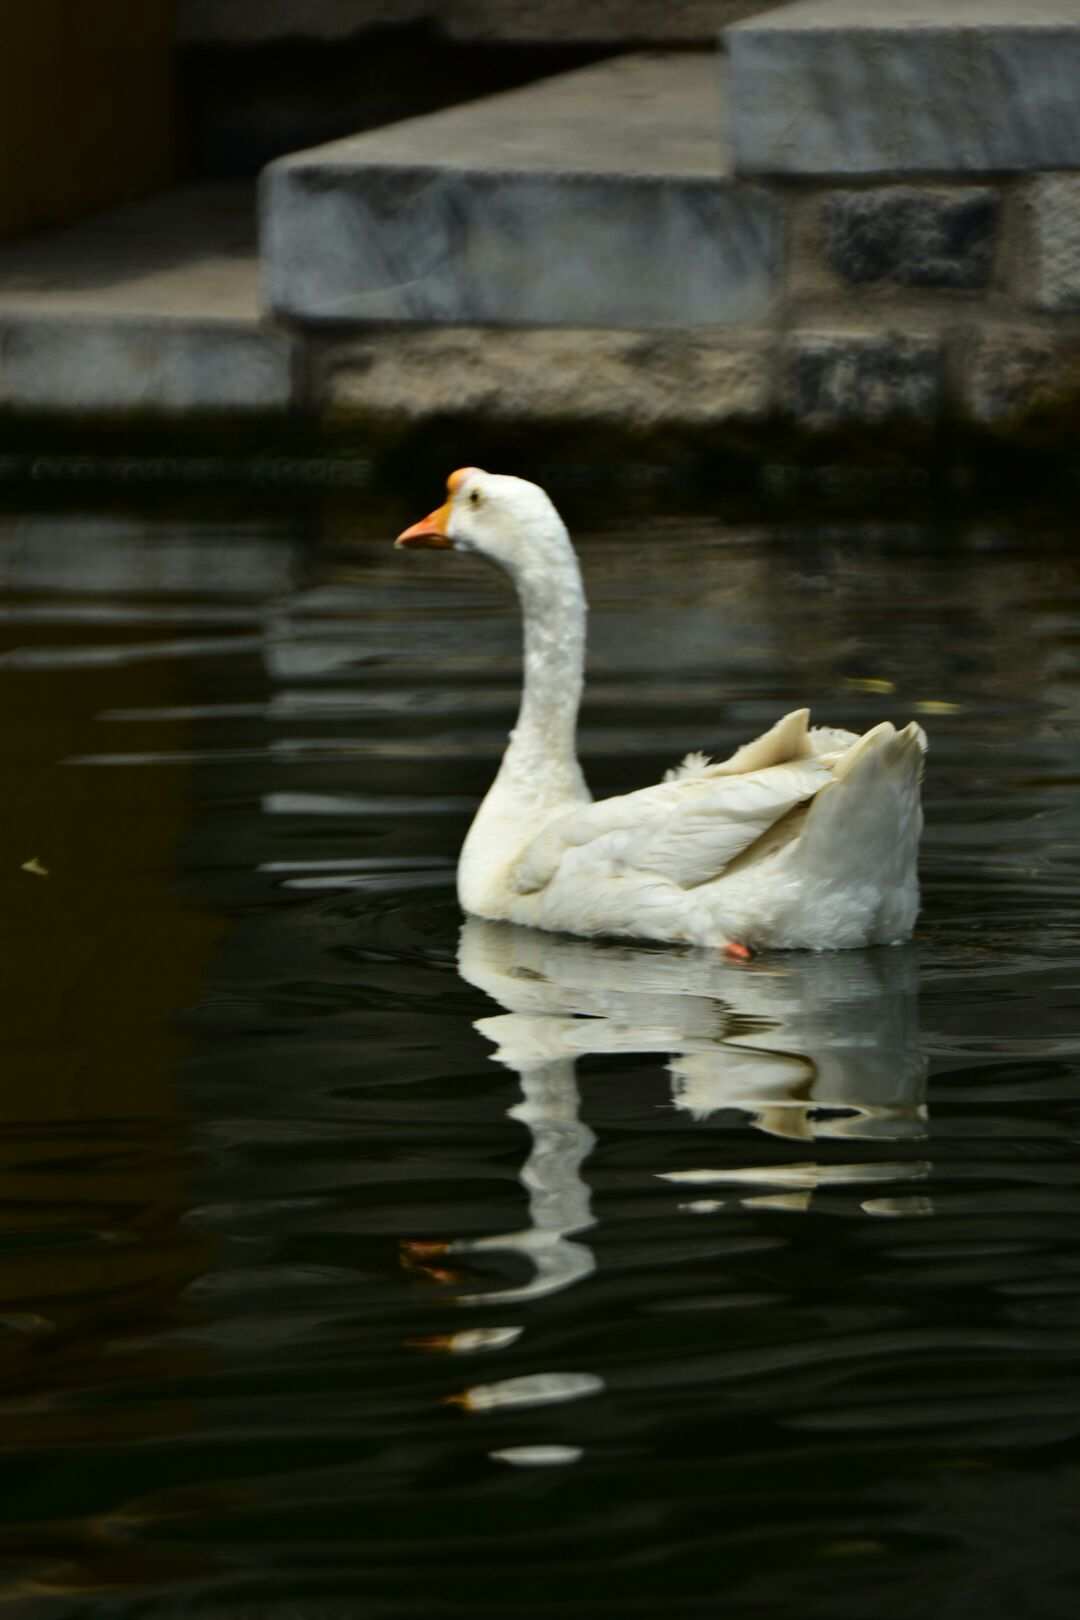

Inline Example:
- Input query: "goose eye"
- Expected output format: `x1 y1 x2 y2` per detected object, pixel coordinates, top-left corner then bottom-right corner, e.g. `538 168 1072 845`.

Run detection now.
468 490 481 507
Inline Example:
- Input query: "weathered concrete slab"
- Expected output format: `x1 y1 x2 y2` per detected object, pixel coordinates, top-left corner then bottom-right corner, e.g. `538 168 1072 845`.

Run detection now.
0 185 293 413
728 1 1080 175
262 54 782 328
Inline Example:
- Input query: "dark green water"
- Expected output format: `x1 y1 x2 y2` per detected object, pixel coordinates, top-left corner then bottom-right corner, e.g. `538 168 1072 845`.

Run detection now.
1 501 1079 1619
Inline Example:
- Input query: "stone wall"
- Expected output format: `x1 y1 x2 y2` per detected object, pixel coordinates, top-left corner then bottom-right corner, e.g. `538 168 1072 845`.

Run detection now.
725 3 1080 448
258 6 1080 465
4 0 1080 494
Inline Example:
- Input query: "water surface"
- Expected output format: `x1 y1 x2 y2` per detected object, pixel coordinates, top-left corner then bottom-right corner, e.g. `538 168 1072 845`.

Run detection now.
1 502 1079 1618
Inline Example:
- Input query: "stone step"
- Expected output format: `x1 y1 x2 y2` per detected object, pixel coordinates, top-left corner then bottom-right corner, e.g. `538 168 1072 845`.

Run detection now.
727 0 1080 175
0 185 292 414
262 52 782 328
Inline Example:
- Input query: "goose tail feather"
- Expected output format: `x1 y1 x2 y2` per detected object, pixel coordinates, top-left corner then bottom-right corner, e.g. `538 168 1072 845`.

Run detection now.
794 721 926 943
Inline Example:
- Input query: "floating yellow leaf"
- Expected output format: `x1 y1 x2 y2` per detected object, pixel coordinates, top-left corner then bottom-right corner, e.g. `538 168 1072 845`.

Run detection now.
914 699 964 715
20 857 48 877
843 677 896 695
820 1539 886 1561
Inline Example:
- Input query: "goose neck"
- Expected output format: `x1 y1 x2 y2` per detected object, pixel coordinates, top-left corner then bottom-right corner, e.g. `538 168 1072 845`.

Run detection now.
504 553 586 785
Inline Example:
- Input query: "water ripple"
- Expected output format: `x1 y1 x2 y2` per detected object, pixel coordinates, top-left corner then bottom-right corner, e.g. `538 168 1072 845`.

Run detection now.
3 508 1080 1618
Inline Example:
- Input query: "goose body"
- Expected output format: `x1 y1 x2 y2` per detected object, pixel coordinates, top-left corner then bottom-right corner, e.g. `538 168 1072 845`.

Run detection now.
397 469 926 953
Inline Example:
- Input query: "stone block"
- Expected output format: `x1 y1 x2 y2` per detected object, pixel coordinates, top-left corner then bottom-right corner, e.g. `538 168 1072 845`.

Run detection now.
316 326 774 427
319 325 774 423
263 55 782 328
959 324 1080 427
1024 174 1080 313
782 329 944 429
727 1 1080 175
824 187 999 291
0 317 294 414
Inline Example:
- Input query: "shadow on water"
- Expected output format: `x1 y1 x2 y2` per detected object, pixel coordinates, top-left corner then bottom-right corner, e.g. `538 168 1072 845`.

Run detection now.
0 500 1079 1616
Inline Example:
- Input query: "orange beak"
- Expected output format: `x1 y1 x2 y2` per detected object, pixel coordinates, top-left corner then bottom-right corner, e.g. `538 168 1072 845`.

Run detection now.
395 498 453 548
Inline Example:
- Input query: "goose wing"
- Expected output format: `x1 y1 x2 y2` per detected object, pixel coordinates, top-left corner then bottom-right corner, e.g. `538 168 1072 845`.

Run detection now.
511 709 832 896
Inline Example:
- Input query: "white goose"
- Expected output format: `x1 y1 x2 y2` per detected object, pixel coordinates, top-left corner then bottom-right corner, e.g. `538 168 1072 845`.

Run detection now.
396 468 926 954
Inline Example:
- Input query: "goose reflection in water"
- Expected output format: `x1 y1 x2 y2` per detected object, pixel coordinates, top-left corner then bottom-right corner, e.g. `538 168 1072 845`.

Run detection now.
453 918 930 1302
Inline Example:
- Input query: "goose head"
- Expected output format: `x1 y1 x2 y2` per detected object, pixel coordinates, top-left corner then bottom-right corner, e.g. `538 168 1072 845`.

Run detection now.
395 467 572 579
